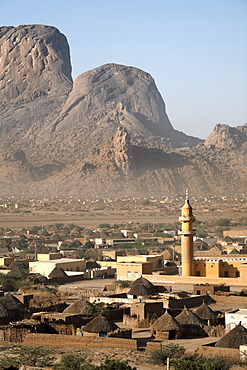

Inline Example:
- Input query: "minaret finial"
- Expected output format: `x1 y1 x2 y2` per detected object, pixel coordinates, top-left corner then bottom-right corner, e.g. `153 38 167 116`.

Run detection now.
185 189 189 200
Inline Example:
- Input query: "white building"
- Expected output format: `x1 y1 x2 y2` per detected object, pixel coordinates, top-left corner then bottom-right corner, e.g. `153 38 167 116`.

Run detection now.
225 309 247 332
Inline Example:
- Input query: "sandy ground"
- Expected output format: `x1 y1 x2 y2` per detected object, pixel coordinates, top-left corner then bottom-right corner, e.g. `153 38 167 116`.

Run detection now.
0 210 173 229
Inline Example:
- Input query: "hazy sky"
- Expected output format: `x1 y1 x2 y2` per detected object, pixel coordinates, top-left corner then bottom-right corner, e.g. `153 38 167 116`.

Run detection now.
1 0 246 139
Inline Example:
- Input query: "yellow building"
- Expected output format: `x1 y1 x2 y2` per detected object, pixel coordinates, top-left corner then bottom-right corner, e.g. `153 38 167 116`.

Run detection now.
116 261 152 281
117 255 164 270
37 253 62 261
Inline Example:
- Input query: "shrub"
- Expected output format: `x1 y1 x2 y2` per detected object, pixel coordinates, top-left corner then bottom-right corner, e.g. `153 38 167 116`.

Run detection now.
0 345 55 368
172 356 232 370
98 359 136 370
53 353 96 370
149 344 185 365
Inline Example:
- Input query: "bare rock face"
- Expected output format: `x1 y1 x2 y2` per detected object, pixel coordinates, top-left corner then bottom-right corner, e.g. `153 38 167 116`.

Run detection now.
204 123 247 149
50 63 200 154
0 24 72 103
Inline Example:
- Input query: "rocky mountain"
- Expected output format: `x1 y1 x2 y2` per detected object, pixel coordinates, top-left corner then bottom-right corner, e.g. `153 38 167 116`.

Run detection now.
0 24 246 197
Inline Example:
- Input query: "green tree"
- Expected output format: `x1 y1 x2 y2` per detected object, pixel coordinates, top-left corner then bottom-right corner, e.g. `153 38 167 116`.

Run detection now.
87 302 110 318
84 240 95 249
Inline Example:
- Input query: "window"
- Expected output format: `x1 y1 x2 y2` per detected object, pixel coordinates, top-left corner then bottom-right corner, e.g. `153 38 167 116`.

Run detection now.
127 271 131 278
134 272 138 278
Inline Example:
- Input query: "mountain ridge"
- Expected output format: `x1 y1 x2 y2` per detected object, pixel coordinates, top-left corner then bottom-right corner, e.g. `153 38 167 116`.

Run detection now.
0 24 246 197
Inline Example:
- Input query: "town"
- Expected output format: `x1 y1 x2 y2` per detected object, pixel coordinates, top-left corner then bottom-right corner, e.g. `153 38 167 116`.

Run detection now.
0 194 246 369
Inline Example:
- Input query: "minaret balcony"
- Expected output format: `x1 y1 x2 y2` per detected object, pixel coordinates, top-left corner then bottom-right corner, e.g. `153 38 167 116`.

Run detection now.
178 230 196 236
179 216 195 222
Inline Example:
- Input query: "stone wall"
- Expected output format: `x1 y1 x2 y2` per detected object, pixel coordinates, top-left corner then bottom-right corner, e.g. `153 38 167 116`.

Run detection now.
195 345 239 361
23 333 137 350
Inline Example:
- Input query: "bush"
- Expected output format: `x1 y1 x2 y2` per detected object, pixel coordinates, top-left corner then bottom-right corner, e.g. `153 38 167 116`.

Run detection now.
172 356 232 370
53 353 96 370
149 345 185 365
0 345 55 368
88 301 110 318
98 359 136 370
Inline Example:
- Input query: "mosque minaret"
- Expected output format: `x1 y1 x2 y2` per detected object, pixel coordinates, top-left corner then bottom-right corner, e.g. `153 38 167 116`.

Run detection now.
179 191 196 276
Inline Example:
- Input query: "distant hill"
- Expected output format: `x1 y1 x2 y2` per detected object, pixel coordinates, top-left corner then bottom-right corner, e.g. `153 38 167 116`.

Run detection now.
0 24 246 197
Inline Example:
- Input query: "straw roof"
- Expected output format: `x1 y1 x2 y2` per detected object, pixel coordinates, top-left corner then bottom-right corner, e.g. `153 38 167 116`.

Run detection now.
63 299 92 315
0 294 25 310
10 319 41 327
151 311 183 332
176 306 205 326
215 323 247 348
229 248 240 254
83 314 119 333
126 249 141 255
48 266 67 278
86 261 101 270
130 276 155 289
39 229 50 236
0 303 14 318
8 260 28 271
50 233 60 241
193 301 217 321
128 277 156 296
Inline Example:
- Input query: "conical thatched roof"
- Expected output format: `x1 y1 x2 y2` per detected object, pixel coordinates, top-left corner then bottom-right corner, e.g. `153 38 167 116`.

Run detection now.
194 301 217 321
86 261 101 270
229 248 240 254
126 249 141 255
0 303 14 318
63 299 92 315
176 306 205 326
0 294 25 310
128 277 155 296
151 311 183 331
83 314 119 333
48 266 67 278
8 260 28 271
215 323 247 348
50 233 60 241
39 229 50 236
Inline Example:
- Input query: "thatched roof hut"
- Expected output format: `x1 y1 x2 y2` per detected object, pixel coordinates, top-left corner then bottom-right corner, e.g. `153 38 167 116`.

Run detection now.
151 310 183 340
83 314 119 334
215 323 247 348
0 294 25 314
86 261 101 270
151 311 182 331
50 233 60 241
193 301 217 325
176 306 205 327
8 260 28 271
48 266 67 278
63 299 92 315
0 303 14 319
128 277 156 297
175 306 207 338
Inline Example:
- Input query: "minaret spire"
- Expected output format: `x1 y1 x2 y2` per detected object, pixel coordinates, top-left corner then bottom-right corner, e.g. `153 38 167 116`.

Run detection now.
185 189 189 200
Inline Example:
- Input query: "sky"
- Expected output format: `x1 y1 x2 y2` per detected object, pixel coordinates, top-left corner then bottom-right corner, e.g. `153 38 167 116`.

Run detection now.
1 0 246 139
